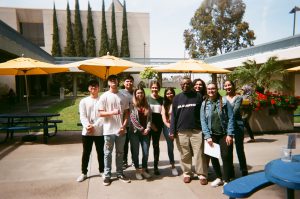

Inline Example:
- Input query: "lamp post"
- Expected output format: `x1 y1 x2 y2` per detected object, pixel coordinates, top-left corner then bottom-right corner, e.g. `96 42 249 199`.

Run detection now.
289 6 300 36
143 42 146 64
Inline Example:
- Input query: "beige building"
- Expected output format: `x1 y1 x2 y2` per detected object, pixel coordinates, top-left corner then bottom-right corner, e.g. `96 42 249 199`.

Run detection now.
0 0 150 58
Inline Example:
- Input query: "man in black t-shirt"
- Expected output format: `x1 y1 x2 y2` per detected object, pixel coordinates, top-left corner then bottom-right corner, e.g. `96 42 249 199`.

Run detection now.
170 77 208 185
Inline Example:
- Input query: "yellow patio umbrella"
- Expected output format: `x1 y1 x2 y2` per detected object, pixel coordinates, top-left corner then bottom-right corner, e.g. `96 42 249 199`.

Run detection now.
287 65 300 72
64 53 145 79
152 59 230 74
0 57 69 112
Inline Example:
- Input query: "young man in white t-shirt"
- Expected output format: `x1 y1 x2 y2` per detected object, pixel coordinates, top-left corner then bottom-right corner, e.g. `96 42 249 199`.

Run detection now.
99 75 131 186
77 79 104 182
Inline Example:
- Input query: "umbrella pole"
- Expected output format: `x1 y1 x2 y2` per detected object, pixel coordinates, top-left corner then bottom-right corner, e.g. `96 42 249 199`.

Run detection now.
24 74 29 112
105 66 110 80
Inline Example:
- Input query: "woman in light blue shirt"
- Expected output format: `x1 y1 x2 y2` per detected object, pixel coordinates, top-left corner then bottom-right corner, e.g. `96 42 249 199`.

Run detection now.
200 81 234 187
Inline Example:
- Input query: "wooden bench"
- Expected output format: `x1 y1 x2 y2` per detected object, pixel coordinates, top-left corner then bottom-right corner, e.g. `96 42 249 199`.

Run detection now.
223 171 273 199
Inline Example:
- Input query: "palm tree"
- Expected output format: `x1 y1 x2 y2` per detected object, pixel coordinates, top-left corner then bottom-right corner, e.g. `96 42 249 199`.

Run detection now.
229 56 288 92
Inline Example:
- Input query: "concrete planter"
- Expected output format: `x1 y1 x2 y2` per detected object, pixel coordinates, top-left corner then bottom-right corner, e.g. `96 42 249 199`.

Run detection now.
249 107 294 133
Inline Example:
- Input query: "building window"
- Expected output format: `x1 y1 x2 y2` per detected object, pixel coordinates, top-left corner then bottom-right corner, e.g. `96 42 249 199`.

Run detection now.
20 23 45 46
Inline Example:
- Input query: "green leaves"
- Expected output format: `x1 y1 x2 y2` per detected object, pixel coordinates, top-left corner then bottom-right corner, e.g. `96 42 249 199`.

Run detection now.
110 2 119 57
51 4 62 57
229 56 288 92
86 2 96 57
63 2 76 56
99 0 110 56
184 0 255 58
74 0 85 56
140 67 158 80
120 0 130 57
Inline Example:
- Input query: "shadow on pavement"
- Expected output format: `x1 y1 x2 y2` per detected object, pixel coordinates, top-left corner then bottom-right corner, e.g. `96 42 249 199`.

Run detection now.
0 141 23 160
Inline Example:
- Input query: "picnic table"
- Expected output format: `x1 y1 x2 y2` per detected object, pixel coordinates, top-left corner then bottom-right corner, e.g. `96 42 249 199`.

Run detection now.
0 113 62 144
265 154 300 199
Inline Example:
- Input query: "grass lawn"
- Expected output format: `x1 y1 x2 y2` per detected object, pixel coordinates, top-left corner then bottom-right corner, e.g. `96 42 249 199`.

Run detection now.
37 97 82 131
34 88 182 131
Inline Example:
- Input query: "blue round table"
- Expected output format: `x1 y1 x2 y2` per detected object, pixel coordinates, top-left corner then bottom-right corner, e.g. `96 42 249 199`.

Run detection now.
265 155 300 199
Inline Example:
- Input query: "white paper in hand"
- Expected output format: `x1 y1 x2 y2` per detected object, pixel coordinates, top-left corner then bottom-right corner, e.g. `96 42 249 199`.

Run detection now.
204 141 221 159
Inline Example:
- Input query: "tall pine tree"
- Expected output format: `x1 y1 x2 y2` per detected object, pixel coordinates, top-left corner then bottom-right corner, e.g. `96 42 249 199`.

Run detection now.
51 3 62 56
110 2 118 56
64 2 76 56
86 1 96 57
120 0 130 57
99 0 110 56
74 0 85 56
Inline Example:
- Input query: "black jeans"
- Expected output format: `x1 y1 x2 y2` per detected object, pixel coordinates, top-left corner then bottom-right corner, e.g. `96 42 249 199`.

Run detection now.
234 131 248 175
210 134 233 182
243 118 254 140
81 135 104 174
149 127 162 169
123 127 131 164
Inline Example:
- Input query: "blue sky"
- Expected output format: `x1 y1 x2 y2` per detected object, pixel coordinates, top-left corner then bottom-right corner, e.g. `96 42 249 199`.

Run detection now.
0 0 299 58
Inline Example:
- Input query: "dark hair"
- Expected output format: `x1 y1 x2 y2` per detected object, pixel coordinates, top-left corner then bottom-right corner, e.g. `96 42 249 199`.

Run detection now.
163 87 176 120
107 74 118 81
192 78 207 96
224 80 236 94
124 74 134 81
88 79 99 87
149 80 161 91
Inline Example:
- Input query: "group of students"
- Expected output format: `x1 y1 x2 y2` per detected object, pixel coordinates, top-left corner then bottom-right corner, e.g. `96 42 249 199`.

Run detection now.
77 74 254 187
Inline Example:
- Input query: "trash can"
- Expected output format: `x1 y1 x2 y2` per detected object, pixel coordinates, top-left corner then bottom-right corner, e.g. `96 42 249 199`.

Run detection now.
59 87 64 100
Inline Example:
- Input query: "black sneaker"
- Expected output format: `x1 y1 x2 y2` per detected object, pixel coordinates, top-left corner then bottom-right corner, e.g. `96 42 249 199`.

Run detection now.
117 174 131 183
154 168 160 175
103 177 111 186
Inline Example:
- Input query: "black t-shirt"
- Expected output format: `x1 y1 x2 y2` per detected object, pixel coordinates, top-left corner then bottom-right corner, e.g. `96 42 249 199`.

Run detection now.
170 91 202 134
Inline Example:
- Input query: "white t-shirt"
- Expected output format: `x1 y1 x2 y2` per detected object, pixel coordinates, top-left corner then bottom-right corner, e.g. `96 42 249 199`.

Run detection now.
79 96 103 136
99 90 129 135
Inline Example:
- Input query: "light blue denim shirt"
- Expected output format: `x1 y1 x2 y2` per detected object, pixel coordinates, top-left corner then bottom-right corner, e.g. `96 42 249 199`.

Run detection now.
227 95 244 133
200 96 235 140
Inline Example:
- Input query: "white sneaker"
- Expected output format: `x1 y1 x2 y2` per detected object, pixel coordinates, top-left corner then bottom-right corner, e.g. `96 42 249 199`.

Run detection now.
76 174 87 182
100 172 105 179
211 178 224 187
171 168 178 176
142 171 151 179
136 172 143 180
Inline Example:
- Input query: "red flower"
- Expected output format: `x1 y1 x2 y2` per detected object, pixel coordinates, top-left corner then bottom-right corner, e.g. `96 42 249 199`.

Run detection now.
271 99 276 105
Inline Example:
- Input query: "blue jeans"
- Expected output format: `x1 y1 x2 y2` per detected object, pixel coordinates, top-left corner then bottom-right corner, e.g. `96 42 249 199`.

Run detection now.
129 130 150 169
162 126 175 165
103 134 126 178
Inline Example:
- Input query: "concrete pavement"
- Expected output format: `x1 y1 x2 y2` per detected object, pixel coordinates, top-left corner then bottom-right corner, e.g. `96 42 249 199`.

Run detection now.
0 131 299 199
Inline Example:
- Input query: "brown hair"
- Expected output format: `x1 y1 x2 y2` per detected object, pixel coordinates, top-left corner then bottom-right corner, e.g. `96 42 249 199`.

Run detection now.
132 86 149 116
205 81 222 112
149 80 161 91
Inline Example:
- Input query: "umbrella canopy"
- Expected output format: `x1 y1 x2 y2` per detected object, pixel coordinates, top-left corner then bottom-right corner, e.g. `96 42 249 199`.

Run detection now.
152 59 230 74
287 65 300 72
64 54 145 79
0 57 69 112
0 57 69 75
